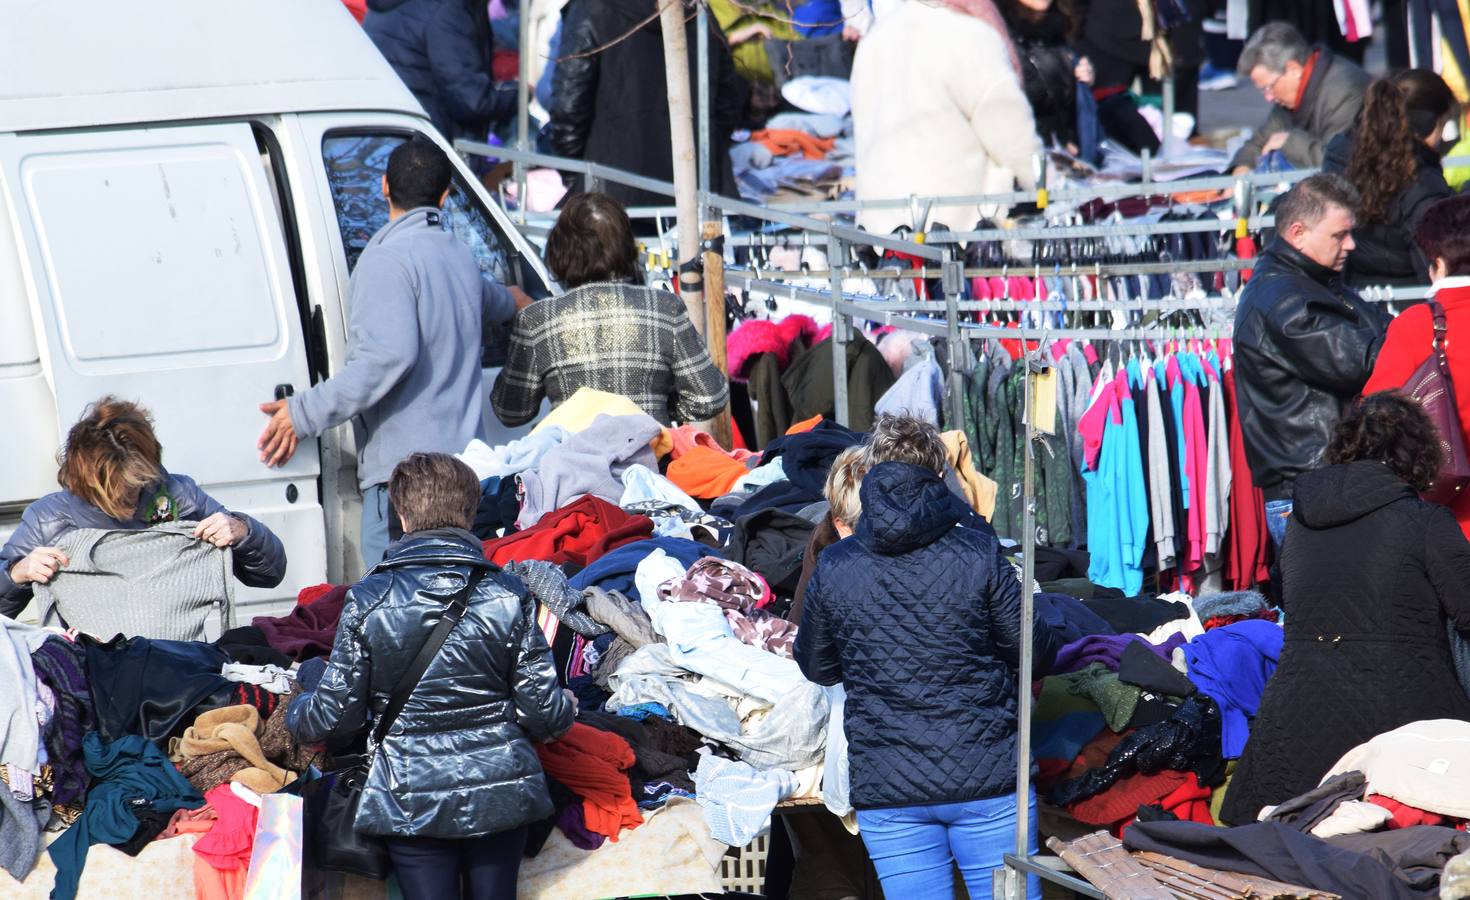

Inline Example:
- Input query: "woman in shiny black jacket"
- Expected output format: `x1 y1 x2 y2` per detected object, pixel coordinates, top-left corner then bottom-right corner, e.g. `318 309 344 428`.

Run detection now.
795 457 1061 900
289 453 573 899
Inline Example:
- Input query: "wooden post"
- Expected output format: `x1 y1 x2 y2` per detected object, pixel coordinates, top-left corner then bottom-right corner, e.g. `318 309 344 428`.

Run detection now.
659 0 706 332
702 220 733 448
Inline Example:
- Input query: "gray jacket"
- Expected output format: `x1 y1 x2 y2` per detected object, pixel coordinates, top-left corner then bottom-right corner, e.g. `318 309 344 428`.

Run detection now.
289 207 516 489
287 530 573 838
0 473 286 620
1230 46 1370 171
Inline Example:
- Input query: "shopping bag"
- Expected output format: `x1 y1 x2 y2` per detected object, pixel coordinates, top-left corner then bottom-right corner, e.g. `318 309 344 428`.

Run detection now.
245 792 305 900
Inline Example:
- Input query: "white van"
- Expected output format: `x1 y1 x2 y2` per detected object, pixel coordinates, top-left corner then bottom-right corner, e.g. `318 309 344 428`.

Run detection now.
0 0 554 620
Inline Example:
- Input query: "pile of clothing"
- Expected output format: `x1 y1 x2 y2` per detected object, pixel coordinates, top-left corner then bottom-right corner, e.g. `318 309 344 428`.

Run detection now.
1111 722 1470 900
0 615 315 899
1032 591 1283 838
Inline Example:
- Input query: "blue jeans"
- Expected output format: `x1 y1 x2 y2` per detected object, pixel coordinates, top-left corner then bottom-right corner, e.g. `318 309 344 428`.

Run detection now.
360 484 390 570
1265 498 1293 551
857 791 1040 900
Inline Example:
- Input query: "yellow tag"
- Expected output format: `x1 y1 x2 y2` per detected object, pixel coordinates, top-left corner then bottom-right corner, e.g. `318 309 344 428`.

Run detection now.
1234 217 1248 240
914 232 926 244
1036 187 1049 210
1028 367 1058 435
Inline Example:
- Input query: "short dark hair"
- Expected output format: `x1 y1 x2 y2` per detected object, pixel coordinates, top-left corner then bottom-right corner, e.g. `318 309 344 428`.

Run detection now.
386 138 453 211
1275 173 1360 233
1326 391 1444 492
544 192 641 288
861 414 948 476
1416 194 1470 276
388 452 481 533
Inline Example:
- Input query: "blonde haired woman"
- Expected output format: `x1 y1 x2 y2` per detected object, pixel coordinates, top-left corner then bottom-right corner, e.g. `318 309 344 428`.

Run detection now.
0 397 286 619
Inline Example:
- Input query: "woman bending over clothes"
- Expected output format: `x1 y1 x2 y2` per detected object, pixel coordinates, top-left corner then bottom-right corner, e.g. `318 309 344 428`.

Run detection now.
0 396 286 623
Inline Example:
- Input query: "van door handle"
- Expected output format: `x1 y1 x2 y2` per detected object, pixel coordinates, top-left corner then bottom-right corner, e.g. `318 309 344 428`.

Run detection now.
274 383 295 401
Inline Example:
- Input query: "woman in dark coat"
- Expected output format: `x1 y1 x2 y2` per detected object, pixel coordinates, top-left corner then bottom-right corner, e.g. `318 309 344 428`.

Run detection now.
795 437 1061 898
1322 69 1458 287
547 0 748 211
289 453 573 899
1220 393 1470 825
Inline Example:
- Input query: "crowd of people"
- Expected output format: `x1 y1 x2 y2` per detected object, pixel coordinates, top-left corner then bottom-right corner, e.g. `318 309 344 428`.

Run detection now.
7 2 1470 899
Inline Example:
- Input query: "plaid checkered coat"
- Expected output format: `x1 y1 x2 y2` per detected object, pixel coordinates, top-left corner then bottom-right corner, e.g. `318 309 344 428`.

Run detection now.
491 282 728 426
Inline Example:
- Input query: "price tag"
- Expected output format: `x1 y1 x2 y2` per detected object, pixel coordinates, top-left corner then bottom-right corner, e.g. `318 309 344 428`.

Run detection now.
1027 366 1058 435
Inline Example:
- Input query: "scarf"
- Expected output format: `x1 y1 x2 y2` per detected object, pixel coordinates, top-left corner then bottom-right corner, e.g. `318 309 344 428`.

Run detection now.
940 0 1022 75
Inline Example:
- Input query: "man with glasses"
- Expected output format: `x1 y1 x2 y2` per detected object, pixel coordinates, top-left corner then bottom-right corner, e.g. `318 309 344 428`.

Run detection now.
1229 22 1370 176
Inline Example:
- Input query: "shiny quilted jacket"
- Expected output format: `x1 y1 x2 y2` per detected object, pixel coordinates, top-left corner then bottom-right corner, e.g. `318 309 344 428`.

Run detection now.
795 462 1062 809
289 530 573 837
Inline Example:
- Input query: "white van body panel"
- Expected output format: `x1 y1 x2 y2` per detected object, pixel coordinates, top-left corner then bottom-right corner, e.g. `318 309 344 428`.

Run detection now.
0 0 554 620
0 0 424 133
1 123 327 620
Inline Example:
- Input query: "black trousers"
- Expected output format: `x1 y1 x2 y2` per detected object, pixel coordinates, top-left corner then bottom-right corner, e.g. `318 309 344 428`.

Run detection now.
386 826 528 900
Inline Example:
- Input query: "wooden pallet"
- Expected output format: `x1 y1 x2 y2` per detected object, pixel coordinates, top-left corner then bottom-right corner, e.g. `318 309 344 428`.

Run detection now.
1048 833 1340 900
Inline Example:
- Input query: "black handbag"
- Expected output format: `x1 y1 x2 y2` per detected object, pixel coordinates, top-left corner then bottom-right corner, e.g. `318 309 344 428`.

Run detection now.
303 567 488 879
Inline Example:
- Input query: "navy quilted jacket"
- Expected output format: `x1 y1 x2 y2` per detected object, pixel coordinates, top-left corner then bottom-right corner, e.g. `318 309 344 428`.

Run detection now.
795 462 1062 809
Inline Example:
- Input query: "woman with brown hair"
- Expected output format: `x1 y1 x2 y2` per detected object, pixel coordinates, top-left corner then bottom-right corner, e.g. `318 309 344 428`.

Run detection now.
1322 68 1459 286
0 396 286 619
1219 391 1470 825
490 191 727 426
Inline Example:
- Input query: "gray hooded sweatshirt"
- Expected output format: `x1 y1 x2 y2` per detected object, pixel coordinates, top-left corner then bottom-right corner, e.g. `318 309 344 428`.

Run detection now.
290 207 515 489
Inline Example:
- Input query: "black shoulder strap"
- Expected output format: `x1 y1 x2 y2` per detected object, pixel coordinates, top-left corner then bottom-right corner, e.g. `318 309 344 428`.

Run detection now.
372 566 488 746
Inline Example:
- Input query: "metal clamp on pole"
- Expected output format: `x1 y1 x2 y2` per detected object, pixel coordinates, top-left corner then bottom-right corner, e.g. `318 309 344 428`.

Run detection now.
1033 153 1049 211
1232 177 1256 240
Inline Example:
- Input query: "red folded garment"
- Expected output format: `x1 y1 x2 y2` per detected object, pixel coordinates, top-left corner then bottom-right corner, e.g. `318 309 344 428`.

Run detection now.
535 723 643 840
1367 794 1446 829
482 495 652 567
1069 769 1189 827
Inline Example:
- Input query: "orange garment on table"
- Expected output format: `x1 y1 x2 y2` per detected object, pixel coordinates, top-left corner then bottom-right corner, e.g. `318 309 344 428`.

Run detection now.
535 723 643 840
664 424 757 462
667 445 751 499
750 129 836 160
786 414 823 435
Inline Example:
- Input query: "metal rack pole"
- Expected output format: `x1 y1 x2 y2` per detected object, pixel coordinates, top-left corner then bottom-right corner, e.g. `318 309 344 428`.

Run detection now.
941 249 967 429
696 0 712 220
829 233 850 428
515 2 531 226
1009 336 1040 899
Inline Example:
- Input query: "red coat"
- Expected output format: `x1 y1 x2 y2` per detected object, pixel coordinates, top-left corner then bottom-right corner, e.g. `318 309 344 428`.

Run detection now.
1362 283 1470 537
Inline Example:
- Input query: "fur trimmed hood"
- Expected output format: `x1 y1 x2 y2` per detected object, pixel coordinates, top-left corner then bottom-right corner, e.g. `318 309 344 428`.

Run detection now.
727 314 820 381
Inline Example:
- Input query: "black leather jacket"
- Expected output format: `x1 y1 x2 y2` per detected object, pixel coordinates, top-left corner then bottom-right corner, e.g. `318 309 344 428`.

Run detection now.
1233 240 1390 499
288 529 572 838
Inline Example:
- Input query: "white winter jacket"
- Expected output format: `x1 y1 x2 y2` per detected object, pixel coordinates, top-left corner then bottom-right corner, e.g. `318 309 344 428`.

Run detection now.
851 0 1042 236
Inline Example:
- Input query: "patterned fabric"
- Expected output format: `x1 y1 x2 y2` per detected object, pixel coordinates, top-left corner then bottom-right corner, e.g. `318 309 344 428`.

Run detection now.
659 557 797 658
491 283 728 427
504 560 611 638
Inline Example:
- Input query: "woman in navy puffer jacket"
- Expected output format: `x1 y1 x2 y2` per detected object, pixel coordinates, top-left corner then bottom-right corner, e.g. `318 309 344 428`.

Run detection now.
795 460 1060 900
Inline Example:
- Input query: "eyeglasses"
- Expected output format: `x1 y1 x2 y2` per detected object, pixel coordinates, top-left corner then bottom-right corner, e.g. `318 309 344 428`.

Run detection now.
1256 71 1287 99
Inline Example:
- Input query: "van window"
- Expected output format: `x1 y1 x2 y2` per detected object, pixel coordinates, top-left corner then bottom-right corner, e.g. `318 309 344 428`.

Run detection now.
20 143 286 369
321 133 512 286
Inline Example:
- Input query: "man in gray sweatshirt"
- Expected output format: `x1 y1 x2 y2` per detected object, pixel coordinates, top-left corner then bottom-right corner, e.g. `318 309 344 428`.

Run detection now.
256 138 527 565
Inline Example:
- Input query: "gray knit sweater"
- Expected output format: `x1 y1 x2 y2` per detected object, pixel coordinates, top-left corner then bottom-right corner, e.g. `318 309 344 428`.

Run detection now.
33 522 234 641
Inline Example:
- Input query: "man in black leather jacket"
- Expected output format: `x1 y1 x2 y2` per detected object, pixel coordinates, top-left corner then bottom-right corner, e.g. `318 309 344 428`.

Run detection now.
1234 173 1390 548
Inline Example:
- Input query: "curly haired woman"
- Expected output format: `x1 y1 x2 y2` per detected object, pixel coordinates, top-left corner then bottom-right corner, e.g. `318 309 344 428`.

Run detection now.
1220 392 1470 824
1322 69 1458 286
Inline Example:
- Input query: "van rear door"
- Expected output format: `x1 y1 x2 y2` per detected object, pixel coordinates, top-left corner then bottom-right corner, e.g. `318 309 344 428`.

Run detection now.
1 122 326 618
